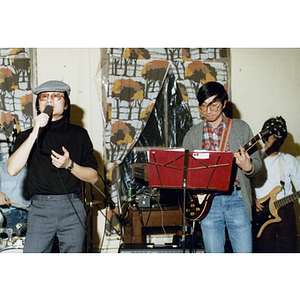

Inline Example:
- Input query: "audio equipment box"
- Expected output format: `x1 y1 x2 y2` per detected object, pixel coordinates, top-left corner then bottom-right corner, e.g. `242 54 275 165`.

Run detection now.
118 243 205 253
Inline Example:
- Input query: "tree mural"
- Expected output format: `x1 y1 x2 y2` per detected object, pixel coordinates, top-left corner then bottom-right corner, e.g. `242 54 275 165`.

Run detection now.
108 120 136 168
0 48 34 158
0 67 17 111
141 60 169 98
185 61 217 95
111 78 145 120
122 48 150 77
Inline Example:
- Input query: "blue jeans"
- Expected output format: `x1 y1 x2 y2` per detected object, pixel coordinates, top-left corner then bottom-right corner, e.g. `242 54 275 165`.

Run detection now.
23 194 86 253
3 209 28 236
200 188 252 253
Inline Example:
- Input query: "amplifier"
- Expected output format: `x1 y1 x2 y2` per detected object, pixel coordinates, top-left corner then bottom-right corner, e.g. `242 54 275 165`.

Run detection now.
118 243 205 253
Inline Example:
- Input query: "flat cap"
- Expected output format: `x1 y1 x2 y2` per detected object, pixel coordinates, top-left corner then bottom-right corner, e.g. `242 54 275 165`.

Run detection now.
33 80 71 96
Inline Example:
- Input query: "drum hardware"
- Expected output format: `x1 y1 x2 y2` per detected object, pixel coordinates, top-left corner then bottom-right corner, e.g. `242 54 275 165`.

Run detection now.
0 209 4 227
0 227 14 246
0 221 27 253
0 236 25 252
0 206 28 253
0 227 25 252
15 223 27 237
0 227 15 252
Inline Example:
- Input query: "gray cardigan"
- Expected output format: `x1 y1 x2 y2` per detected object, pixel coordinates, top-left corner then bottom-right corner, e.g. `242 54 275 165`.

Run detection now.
182 118 262 221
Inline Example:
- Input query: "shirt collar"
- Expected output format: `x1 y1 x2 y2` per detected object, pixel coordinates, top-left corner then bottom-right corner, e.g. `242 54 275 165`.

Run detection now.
261 148 285 161
204 113 227 130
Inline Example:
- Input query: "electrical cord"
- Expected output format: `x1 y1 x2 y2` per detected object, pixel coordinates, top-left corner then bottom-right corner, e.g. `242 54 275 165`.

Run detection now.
136 188 167 235
121 190 168 241
57 170 126 251
56 169 98 252
155 197 167 236
91 181 123 239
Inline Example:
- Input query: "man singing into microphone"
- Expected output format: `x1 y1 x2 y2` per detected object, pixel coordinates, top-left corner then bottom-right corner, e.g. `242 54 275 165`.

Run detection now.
7 80 98 253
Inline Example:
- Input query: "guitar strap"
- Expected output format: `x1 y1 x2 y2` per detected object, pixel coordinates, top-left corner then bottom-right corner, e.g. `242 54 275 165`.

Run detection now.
279 153 285 195
219 117 232 152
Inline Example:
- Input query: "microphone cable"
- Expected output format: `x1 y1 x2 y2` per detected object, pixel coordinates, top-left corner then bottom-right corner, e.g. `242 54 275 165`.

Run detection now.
56 169 125 251
91 179 123 239
57 169 124 251
57 168 126 250
56 168 99 252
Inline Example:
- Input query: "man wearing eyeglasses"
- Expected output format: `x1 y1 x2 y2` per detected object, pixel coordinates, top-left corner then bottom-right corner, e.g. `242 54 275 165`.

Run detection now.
7 80 98 253
182 81 261 253
252 117 300 252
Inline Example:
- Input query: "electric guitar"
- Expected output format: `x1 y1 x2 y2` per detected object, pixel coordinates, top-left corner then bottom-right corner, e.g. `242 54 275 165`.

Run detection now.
253 186 300 238
179 118 283 222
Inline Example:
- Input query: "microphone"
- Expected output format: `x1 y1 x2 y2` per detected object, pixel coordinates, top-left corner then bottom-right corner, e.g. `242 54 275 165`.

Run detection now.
39 105 53 134
43 105 53 117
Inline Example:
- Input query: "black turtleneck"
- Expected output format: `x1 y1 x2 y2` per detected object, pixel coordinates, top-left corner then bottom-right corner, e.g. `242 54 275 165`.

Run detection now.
13 118 98 197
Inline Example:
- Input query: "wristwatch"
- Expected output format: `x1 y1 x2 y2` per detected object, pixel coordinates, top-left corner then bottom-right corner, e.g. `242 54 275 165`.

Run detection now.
67 159 74 171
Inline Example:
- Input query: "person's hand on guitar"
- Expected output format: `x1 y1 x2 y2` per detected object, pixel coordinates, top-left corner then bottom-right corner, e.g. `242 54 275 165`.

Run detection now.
234 146 253 172
255 199 264 212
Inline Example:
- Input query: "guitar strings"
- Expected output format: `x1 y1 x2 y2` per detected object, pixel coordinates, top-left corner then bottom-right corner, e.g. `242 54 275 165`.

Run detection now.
256 204 277 217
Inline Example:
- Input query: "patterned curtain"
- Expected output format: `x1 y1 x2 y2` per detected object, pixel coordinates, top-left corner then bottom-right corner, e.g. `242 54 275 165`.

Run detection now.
0 48 34 159
96 48 229 234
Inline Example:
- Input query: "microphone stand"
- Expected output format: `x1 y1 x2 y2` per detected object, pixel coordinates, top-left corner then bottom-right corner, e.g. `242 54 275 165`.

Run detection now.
90 182 123 239
89 183 94 252
181 150 189 253
82 181 87 252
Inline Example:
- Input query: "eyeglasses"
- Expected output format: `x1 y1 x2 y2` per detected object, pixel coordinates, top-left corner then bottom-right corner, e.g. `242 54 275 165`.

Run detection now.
39 93 64 102
199 100 221 112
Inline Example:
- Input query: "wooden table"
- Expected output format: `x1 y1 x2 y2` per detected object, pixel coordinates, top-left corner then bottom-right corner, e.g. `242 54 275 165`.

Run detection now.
123 206 182 244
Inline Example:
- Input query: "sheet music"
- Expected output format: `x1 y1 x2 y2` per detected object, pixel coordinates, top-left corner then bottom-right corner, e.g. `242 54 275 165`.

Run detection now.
147 147 185 160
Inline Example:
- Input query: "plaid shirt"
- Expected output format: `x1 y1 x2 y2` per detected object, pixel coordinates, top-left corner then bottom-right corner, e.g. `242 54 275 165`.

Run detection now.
202 115 230 152
202 115 240 186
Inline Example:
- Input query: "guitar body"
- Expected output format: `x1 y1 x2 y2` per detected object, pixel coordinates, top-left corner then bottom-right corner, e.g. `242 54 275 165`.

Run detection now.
253 185 282 238
179 190 215 221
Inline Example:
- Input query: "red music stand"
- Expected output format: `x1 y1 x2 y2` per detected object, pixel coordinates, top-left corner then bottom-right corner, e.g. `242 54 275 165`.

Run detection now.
148 149 234 252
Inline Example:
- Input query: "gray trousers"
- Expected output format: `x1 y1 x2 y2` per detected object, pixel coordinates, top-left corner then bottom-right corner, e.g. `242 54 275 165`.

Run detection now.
23 194 86 253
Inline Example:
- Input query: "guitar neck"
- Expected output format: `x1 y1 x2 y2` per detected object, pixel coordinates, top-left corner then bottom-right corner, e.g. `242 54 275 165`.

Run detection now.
274 191 300 209
242 130 267 153
241 117 284 153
